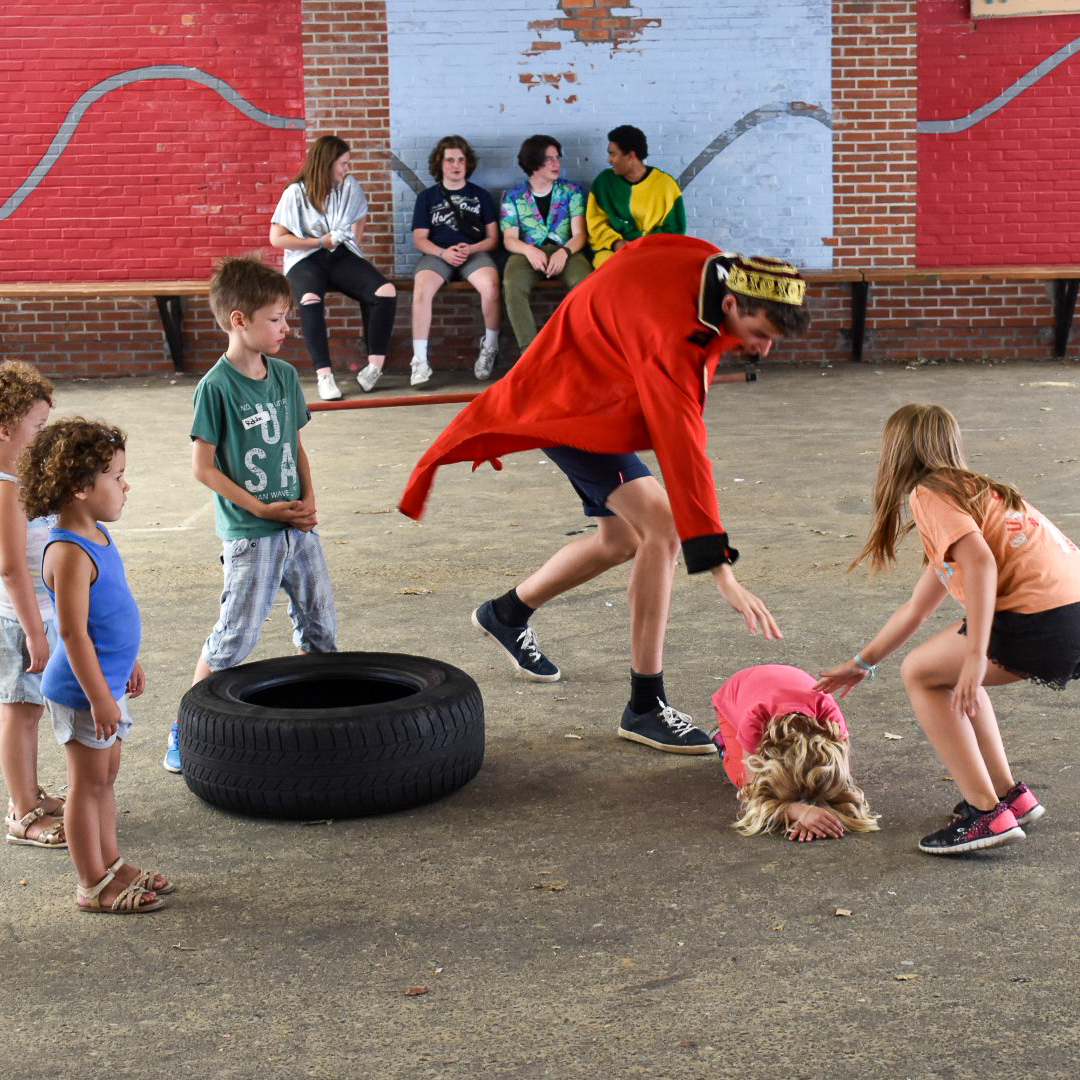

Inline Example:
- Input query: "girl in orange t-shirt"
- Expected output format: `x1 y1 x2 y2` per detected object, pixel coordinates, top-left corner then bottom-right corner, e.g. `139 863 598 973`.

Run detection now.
818 404 1080 856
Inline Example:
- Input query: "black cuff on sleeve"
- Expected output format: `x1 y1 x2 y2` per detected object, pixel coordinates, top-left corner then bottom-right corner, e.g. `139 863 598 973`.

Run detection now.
681 533 740 574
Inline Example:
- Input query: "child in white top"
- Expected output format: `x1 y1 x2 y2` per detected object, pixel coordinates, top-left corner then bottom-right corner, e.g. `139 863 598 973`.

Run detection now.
0 361 64 848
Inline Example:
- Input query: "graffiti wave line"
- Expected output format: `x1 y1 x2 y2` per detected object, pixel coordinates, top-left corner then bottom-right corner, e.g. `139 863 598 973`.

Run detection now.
1 65 304 221
918 35 1080 135
677 102 831 191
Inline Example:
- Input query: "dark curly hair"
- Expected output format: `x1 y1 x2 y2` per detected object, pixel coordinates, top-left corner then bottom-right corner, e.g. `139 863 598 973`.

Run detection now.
0 361 53 430
18 418 126 520
428 135 477 181
607 125 648 160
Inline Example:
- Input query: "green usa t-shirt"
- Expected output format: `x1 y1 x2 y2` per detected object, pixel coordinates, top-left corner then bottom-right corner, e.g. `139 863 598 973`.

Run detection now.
190 355 310 539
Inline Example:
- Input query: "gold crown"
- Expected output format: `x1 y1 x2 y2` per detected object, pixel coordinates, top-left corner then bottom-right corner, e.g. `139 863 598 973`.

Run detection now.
724 256 806 306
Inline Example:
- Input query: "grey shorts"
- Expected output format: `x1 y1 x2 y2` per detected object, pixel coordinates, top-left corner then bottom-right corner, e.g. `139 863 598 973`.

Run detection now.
49 694 133 750
414 252 497 283
0 615 57 705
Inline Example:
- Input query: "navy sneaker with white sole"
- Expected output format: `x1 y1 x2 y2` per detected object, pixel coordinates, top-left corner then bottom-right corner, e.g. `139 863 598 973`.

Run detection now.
618 698 717 755
471 601 560 682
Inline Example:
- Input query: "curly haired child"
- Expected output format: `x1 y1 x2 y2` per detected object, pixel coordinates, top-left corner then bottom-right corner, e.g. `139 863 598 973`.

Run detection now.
711 664 879 841
818 404 1080 855
0 361 66 848
21 419 169 912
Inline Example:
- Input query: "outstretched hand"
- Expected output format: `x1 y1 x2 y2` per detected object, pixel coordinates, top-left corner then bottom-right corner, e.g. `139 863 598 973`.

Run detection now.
712 564 781 640
813 660 867 699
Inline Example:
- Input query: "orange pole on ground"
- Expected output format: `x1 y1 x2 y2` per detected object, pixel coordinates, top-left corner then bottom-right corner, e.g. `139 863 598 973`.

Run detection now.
307 370 756 412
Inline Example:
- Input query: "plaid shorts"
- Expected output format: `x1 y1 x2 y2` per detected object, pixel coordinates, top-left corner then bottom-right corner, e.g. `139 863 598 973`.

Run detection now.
201 527 337 672
0 615 57 705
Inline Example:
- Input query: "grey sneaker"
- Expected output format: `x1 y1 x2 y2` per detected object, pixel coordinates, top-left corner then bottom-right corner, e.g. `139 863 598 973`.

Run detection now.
474 338 498 380
410 356 433 387
316 372 342 401
356 363 382 392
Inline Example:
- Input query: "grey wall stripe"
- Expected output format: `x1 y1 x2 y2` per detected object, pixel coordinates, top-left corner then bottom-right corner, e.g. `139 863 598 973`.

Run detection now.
918 35 1080 135
1 65 304 221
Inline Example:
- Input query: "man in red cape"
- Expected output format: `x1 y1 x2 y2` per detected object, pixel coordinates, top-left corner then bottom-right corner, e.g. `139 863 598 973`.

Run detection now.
399 234 809 752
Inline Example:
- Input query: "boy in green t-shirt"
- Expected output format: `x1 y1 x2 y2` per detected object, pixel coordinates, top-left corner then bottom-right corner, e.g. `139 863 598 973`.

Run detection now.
163 257 337 773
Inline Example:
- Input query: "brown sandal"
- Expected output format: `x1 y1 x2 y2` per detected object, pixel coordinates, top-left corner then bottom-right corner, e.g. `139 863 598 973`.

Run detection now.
107 857 176 896
6 807 67 848
76 869 165 914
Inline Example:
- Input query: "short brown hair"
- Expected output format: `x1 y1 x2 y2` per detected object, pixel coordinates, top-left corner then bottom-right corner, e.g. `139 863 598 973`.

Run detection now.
428 135 477 181
18 418 126 519
0 361 53 431
209 256 292 333
731 292 812 338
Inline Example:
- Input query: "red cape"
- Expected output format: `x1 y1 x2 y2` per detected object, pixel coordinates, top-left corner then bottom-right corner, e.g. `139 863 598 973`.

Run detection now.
399 235 742 550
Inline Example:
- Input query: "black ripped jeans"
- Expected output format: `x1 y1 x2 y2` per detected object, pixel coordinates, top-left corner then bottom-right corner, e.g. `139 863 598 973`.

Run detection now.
286 247 397 371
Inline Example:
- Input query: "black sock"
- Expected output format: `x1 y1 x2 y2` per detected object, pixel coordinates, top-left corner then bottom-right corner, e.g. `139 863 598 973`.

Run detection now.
492 588 534 628
629 670 665 714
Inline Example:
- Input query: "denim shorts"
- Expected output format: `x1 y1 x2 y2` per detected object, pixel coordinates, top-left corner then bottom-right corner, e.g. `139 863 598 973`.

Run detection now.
49 694 133 750
0 615 57 705
543 446 652 517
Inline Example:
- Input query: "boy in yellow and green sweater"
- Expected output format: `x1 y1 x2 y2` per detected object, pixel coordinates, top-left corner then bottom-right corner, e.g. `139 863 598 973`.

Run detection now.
586 125 686 269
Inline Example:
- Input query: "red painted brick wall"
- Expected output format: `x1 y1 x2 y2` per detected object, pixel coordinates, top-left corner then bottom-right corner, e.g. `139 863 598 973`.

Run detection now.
0 2 304 283
918 0 1080 266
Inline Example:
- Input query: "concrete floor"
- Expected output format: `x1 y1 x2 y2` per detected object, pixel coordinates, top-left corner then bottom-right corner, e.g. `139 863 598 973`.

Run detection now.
2 359 1079 1079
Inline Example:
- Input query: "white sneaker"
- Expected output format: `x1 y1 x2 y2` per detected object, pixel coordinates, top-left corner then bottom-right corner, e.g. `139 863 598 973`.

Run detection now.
356 363 382 392
316 372 343 401
410 356 433 387
474 338 498 381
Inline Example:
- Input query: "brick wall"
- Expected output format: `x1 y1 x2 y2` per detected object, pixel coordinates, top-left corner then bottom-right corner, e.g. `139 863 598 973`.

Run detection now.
2 0 1078 377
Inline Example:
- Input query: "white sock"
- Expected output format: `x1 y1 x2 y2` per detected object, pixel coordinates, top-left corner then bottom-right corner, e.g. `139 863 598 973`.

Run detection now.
413 340 428 363
483 328 499 349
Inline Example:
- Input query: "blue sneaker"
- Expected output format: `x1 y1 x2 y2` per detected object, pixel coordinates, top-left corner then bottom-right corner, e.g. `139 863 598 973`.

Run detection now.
471 600 560 682
618 698 718 755
163 721 181 774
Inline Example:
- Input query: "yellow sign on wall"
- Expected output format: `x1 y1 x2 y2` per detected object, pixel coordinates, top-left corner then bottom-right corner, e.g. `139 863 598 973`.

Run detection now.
973 0 1080 16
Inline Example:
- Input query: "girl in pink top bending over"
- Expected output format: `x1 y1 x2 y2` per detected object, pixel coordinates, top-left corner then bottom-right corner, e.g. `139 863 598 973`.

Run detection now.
711 664 879 842
817 404 1080 855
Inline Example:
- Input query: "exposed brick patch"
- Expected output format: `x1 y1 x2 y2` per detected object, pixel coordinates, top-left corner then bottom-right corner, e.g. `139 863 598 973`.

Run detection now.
526 0 661 54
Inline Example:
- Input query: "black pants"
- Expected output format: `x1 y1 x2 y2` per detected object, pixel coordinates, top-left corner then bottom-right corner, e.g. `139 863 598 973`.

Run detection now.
286 248 397 371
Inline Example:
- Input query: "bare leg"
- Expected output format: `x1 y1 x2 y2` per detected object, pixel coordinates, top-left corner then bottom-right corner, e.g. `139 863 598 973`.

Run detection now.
411 270 445 340
467 266 502 331
900 624 1022 809
516 515 638 610
192 656 212 684
1 702 45 818
604 478 680 675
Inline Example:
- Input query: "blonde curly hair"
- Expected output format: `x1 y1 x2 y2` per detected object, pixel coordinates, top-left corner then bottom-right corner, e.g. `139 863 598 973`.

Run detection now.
18 418 125 520
0 361 53 431
732 712 880 838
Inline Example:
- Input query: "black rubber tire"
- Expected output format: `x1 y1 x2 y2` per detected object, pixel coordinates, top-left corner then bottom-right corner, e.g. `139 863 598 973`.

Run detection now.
176 652 484 819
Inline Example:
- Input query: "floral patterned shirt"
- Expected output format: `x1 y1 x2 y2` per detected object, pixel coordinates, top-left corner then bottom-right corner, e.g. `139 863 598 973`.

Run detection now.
500 178 584 247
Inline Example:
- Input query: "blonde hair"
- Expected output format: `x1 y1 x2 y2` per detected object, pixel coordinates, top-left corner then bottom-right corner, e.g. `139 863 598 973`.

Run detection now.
733 713 880 838
854 403 1024 572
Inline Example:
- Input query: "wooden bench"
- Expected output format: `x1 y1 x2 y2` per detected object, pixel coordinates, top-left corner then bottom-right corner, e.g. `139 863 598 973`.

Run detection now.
2 266 1077 370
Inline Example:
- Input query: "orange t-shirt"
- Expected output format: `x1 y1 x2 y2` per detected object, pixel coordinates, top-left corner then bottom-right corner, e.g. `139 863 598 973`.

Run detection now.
908 485 1080 614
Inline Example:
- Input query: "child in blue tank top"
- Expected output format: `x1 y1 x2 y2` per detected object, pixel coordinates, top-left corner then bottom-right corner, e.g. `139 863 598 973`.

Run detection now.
20 419 169 914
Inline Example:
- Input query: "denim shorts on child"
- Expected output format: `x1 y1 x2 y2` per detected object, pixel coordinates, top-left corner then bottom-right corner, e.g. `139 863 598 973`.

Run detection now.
49 694 133 750
0 615 57 705
543 446 652 517
961 600 1080 689
202 527 337 671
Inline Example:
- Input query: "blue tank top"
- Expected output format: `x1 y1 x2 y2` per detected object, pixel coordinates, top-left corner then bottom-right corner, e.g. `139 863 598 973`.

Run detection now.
41 525 141 709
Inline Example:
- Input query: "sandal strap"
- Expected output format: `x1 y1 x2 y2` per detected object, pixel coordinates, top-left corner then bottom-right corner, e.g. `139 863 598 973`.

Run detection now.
111 882 154 912
8 806 46 837
76 869 116 908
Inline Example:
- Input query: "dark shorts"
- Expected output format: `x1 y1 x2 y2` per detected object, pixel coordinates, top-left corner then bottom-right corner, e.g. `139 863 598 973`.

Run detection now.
960 601 1080 689
544 446 652 517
